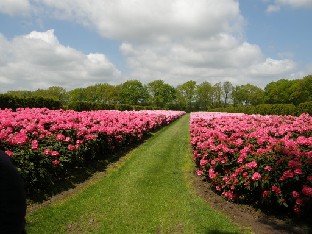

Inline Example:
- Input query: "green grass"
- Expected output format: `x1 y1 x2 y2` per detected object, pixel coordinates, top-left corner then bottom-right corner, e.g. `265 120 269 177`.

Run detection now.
26 114 249 233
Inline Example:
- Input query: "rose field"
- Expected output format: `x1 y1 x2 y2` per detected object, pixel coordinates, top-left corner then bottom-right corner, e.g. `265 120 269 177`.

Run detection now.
1 109 311 233
0 108 185 194
190 112 312 215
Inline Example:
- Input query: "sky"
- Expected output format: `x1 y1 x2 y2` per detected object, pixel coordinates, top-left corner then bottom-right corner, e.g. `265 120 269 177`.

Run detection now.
0 0 311 92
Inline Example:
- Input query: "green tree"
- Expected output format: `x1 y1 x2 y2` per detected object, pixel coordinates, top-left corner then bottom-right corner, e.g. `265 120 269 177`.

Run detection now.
84 83 120 104
176 80 197 112
31 86 67 104
233 84 264 106
67 88 87 102
211 82 223 108
289 75 312 104
196 81 213 111
264 79 294 104
6 90 33 98
118 80 149 105
223 81 233 106
147 80 176 108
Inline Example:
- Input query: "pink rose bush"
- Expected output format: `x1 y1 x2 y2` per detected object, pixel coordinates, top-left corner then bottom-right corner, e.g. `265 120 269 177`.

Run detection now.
190 112 312 215
0 108 185 193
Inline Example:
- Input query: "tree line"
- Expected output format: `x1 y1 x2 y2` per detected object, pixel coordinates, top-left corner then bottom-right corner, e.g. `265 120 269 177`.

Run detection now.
4 75 312 112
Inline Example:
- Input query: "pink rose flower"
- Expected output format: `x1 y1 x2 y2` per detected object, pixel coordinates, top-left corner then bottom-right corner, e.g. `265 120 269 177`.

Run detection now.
264 166 272 171
292 191 300 198
44 148 50 155
50 151 59 157
302 185 312 197
294 168 302 175
262 190 269 199
68 144 75 151
272 186 281 194
31 140 38 150
252 172 261 181
293 205 300 215
52 160 60 165
5 150 14 157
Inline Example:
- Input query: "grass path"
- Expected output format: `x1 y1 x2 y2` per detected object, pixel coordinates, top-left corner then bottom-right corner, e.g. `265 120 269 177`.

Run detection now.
26 115 247 233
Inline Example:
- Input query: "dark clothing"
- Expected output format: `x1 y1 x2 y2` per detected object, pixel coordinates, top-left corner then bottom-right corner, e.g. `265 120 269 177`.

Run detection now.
0 150 26 234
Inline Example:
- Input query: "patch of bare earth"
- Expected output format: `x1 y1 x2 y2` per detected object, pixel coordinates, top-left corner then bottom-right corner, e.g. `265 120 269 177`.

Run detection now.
191 174 312 234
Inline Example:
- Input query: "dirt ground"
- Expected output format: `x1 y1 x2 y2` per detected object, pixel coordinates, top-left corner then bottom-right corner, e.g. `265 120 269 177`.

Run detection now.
191 174 312 234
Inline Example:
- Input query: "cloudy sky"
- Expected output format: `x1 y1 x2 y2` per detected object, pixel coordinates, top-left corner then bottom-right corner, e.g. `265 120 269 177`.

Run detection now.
0 0 311 92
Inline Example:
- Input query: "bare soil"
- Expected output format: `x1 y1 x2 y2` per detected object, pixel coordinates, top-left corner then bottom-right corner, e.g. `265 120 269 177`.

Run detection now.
191 174 312 234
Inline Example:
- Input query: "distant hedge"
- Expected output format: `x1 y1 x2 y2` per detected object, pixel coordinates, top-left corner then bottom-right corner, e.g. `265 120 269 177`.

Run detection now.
66 101 159 111
2 94 311 115
298 102 312 115
0 94 62 110
209 102 312 116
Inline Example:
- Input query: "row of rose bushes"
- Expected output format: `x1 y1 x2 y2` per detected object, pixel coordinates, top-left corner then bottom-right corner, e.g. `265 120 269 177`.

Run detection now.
0 108 185 195
190 112 312 215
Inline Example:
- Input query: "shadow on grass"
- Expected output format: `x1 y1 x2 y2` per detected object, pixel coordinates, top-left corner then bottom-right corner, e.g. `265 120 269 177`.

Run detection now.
26 134 154 205
205 230 240 234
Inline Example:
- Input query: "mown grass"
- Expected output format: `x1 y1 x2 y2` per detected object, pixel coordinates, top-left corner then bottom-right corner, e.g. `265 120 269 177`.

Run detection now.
26 114 250 233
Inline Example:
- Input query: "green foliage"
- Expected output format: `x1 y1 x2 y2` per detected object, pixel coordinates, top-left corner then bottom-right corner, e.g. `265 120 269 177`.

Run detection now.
147 79 176 108
264 79 294 104
176 80 197 112
223 81 233 106
0 94 62 110
2 74 312 112
232 83 264 106
67 101 115 111
67 83 120 105
196 81 213 110
264 76 312 105
211 82 224 108
298 101 312 115
255 104 297 115
210 104 300 116
67 101 157 112
32 86 67 103
118 80 149 105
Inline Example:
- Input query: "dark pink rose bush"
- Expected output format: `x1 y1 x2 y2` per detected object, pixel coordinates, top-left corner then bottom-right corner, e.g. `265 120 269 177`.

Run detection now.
190 112 312 215
0 108 185 193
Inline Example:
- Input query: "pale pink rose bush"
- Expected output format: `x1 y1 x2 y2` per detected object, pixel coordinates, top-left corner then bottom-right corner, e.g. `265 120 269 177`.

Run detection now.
190 112 312 214
0 108 185 192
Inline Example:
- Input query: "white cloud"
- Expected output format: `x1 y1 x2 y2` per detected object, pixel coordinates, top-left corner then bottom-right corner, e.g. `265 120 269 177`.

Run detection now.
0 0 300 90
267 0 312 12
306 64 312 74
0 30 122 92
266 4 281 13
276 0 312 8
119 38 296 87
31 0 297 87
34 0 244 41
249 58 296 76
0 0 30 16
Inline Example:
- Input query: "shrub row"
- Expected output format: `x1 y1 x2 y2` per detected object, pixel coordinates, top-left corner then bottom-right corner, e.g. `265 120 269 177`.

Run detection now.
0 108 185 197
191 113 312 215
0 94 62 110
66 101 160 111
0 95 163 112
209 102 312 116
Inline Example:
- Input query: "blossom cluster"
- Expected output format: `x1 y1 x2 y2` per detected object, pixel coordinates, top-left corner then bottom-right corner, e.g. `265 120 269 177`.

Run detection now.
190 112 312 214
0 108 185 192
